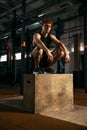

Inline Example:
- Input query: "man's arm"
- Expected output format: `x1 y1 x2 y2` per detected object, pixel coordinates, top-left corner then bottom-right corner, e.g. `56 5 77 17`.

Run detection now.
50 34 70 62
33 33 53 61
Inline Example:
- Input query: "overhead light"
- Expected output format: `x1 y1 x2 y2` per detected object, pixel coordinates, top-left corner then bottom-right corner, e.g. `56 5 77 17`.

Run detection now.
38 13 46 17
2 36 8 39
25 22 40 30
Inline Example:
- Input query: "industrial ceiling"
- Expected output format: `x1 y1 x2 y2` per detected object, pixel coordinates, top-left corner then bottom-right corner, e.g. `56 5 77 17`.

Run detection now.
0 0 84 38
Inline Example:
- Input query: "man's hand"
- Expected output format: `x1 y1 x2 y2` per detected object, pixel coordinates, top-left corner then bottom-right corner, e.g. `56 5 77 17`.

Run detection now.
47 51 53 62
65 54 70 63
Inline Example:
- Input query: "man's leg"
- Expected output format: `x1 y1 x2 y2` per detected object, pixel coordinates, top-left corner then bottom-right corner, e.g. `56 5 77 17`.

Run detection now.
40 47 64 69
48 47 64 67
32 47 43 69
38 47 64 73
32 47 45 73
32 47 64 73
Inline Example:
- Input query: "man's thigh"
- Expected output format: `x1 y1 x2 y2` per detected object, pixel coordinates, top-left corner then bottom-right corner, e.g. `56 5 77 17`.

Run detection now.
40 51 50 68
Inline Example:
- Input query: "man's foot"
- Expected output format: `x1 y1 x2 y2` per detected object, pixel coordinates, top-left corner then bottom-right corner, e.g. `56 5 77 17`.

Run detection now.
45 68 54 73
33 68 45 74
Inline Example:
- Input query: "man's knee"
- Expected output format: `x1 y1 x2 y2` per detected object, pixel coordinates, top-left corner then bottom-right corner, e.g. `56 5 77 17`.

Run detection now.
32 48 43 58
38 49 43 58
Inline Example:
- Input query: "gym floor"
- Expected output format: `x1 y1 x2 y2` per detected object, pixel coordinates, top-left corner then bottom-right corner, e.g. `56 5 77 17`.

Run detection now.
0 84 87 130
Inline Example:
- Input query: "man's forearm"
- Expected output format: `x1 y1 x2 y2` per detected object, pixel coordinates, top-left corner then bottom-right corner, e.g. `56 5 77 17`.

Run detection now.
58 41 68 56
36 39 50 55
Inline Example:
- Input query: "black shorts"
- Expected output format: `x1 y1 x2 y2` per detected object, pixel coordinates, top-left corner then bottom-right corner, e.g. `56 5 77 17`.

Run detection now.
39 51 51 68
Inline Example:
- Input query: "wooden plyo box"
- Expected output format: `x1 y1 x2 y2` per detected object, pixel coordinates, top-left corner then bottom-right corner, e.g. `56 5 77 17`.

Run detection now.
23 74 73 114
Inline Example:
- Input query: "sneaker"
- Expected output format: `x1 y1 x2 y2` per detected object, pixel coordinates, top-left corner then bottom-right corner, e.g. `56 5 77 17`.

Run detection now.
45 68 54 73
33 68 45 74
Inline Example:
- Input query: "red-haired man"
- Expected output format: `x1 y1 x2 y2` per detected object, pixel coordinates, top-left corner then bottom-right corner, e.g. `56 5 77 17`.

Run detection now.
32 19 70 73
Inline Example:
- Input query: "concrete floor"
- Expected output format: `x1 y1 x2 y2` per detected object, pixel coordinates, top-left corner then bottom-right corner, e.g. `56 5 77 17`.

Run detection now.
0 95 87 127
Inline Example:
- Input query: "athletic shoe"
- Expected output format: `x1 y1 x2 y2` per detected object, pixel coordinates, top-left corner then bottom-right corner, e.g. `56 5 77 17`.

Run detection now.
45 68 54 73
33 68 45 74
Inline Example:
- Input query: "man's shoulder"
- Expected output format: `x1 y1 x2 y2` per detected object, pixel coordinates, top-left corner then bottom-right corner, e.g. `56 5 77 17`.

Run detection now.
34 32 41 37
50 33 56 39
50 33 55 37
33 33 41 40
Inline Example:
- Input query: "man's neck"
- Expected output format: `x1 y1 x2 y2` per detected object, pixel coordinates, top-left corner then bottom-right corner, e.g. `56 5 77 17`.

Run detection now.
41 31 48 37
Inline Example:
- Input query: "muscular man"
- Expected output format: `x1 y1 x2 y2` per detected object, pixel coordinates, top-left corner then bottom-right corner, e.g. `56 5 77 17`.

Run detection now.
32 19 70 73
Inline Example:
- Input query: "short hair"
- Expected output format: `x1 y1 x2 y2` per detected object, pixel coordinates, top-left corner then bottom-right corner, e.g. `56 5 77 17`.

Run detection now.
41 19 53 26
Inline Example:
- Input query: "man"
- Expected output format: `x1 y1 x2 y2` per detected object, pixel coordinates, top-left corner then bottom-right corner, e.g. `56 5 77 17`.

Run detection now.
32 19 70 73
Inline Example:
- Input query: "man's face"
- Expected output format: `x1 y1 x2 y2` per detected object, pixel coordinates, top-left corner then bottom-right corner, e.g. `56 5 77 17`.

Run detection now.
42 23 52 33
